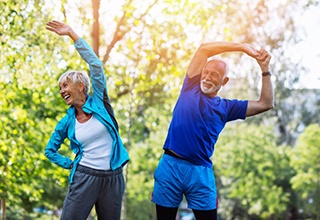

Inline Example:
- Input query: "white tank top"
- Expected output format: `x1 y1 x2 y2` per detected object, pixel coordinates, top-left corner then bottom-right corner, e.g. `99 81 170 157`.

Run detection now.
75 115 112 170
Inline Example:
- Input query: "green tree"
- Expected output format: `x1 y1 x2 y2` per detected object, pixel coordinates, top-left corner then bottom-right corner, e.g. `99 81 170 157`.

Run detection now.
1 0 319 219
290 124 320 220
126 127 167 220
215 123 294 219
0 0 79 217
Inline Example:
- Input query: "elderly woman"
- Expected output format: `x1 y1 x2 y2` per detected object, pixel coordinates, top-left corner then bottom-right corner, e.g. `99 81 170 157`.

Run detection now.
44 20 129 220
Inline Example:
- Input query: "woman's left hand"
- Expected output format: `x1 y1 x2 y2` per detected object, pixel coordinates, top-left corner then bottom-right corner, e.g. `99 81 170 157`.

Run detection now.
46 20 72 36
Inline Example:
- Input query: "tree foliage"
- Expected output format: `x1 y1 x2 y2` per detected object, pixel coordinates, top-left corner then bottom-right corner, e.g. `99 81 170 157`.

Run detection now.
1 0 319 219
290 124 320 219
215 123 293 219
0 0 80 217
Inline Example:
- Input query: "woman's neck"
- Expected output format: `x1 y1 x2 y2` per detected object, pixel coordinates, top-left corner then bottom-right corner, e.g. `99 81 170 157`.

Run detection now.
75 107 92 123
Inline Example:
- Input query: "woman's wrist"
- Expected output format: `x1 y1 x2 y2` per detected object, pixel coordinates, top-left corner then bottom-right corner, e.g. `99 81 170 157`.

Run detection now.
68 28 80 42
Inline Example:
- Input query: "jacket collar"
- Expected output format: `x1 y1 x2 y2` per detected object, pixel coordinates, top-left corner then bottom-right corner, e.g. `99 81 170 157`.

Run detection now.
66 96 93 115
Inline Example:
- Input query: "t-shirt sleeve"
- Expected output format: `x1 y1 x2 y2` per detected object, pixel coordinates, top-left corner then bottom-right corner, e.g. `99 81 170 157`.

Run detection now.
225 99 248 121
181 73 201 92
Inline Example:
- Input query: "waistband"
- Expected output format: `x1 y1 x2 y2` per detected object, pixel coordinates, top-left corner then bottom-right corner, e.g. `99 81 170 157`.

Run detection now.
76 164 122 177
164 149 186 160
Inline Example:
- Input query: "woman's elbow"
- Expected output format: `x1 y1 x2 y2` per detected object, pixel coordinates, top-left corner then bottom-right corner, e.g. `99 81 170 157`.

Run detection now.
44 148 51 158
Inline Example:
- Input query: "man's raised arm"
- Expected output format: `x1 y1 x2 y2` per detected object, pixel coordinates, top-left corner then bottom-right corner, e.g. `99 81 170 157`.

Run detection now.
246 48 274 117
187 42 261 78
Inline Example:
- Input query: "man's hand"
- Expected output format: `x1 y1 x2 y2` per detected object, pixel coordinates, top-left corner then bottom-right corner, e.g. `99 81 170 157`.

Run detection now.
256 49 271 73
242 44 271 72
242 43 260 59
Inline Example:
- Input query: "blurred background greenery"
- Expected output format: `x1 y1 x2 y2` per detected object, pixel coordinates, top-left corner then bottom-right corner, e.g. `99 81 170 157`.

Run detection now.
0 0 319 219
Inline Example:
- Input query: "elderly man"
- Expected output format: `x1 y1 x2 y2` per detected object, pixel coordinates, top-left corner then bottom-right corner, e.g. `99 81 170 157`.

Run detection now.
152 41 273 220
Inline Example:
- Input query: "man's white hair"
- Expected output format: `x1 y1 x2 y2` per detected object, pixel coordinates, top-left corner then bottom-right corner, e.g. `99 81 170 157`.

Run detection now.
207 56 230 77
58 70 90 95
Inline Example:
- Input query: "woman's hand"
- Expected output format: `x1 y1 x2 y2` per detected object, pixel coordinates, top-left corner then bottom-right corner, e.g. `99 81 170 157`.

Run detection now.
46 20 72 36
46 20 80 42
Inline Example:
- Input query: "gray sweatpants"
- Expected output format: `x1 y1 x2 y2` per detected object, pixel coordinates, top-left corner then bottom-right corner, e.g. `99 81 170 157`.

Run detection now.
60 165 125 220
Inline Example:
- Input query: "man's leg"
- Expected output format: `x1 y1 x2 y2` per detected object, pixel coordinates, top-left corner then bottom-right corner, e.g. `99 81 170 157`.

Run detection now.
184 165 218 219
152 155 189 219
193 209 217 220
156 205 178 220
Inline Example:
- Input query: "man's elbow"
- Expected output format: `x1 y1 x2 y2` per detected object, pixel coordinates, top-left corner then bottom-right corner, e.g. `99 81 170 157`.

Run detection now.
198 42 212 56
256 100 274 114
264 101 274 111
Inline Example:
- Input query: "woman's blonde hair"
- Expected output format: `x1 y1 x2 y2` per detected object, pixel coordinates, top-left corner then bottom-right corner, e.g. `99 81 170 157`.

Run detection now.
58 70 90 95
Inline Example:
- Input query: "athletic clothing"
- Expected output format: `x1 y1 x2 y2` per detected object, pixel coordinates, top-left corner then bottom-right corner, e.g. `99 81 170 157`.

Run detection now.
76 115 112 170
45 38 128 220
153 73 247 211
60 165 124 220
152 154 217 210
156 205 217 220
163 74 248 167
45 38 129 183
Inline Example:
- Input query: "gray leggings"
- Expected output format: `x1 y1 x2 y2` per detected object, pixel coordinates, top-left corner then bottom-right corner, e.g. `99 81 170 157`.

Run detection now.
60 165 125 220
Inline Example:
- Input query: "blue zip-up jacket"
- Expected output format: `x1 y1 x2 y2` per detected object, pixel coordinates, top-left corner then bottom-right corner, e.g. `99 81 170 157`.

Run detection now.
44 38 129 183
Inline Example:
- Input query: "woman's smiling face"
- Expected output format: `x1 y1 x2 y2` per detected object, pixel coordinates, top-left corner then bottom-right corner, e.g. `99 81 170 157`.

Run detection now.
59 78 83 106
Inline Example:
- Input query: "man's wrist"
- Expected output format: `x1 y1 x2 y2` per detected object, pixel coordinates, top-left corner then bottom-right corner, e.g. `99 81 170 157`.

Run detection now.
262 71 271 76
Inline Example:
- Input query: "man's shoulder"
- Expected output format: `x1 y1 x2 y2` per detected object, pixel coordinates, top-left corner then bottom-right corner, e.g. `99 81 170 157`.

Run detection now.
181 73 200 92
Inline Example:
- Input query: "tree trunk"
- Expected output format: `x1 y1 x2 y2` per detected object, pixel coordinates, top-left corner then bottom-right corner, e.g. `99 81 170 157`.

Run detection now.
91 0 100 56
1 198 6 220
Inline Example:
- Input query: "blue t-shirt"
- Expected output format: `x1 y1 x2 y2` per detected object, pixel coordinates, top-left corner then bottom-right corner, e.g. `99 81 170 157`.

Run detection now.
163 74 248 168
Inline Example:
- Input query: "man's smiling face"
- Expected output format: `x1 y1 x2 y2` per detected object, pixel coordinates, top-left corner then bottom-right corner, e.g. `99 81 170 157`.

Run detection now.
200 59 229 97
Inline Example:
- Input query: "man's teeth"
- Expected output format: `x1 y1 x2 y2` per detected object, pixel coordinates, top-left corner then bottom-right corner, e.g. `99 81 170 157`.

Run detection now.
64 95 71 99
204 81 212 86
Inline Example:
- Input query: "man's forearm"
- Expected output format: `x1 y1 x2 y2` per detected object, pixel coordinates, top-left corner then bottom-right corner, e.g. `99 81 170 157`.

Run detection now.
187 42 256 77
258 48 273 108
199 42 245 58
260 74 274 109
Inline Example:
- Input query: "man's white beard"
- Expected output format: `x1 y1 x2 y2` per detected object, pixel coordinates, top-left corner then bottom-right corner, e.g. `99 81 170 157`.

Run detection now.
200 79 218 94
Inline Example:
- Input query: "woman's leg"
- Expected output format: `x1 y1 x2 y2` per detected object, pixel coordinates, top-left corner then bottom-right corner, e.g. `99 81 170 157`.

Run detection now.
95 168 125 220
60 171 97 220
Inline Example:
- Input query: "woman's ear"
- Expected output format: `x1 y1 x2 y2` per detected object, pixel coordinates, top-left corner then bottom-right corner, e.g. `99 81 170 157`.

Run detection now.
77 82 85 93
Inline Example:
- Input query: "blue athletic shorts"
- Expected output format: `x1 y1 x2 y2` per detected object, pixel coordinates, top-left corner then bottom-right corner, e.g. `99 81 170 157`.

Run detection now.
152 154 218 210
